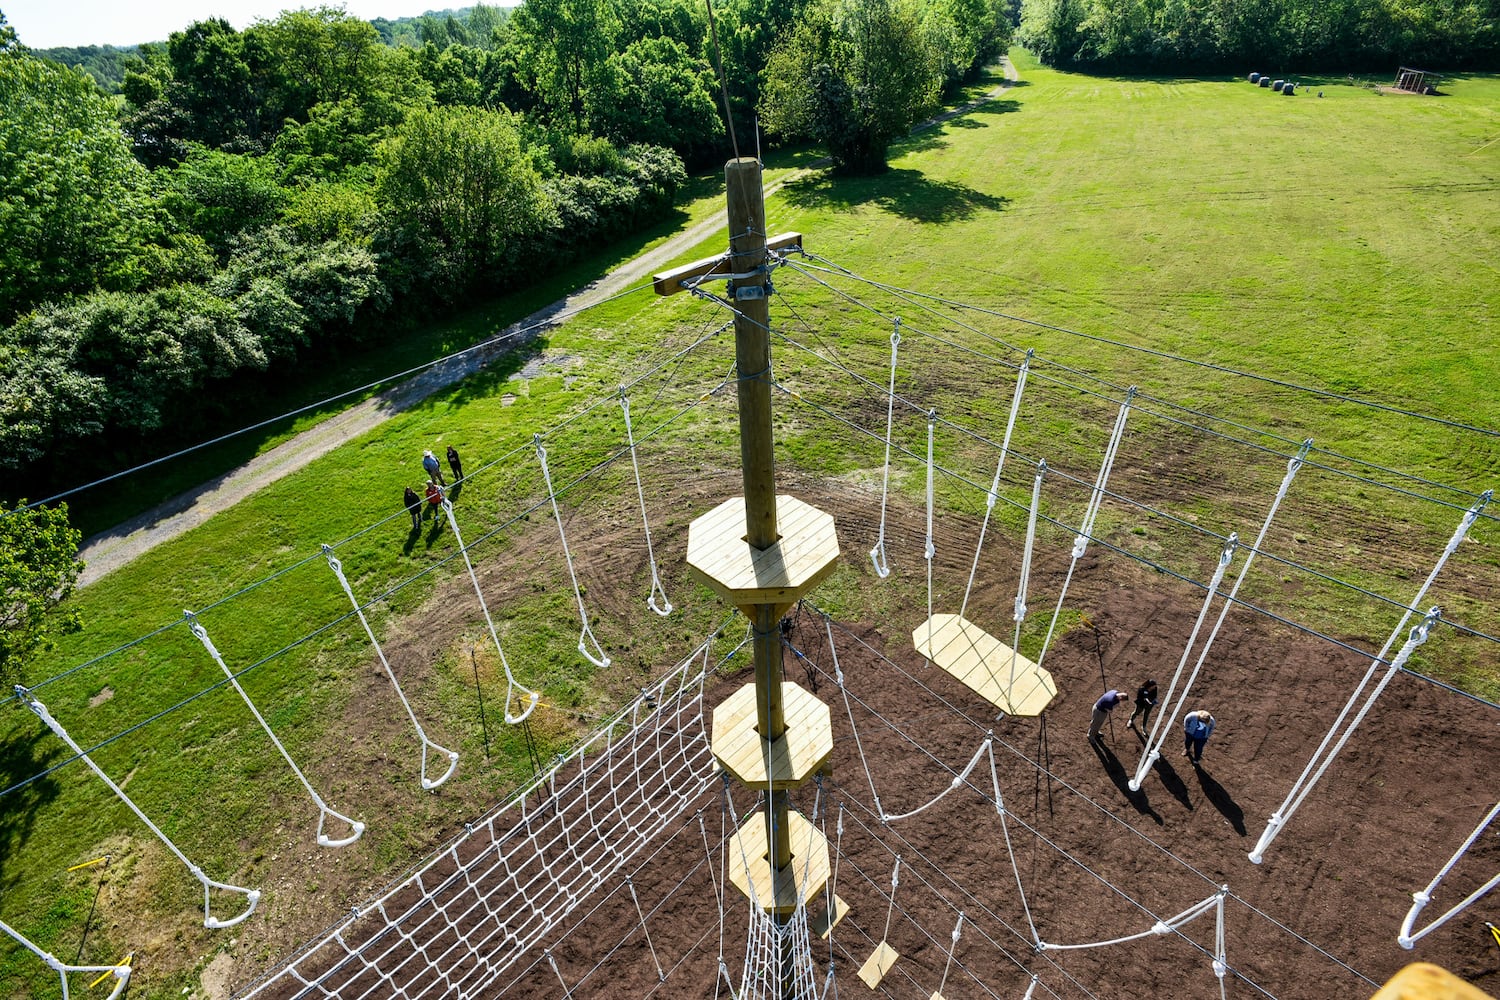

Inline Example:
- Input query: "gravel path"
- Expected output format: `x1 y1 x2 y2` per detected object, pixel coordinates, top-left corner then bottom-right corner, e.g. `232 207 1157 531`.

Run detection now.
76 63 1017 589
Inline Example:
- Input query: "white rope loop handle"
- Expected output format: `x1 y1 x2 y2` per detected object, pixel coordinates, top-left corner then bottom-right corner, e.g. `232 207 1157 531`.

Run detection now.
1014 461 1046 625
985 734 1040 944
439 493 541 723
1249 487 1486 864
322 547 458 790
880 734 993 823
1 918 133 1000
1398 800 1500 949
185 613 365 848
535 435 612 668
17 688 262 928
1038 888 1224 952
1129 534 1238 792
619 390 673 616
869 319 902 578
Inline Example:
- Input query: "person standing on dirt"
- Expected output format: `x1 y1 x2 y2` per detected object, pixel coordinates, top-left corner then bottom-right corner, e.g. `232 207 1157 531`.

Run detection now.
446 445 463 483
1088 689 1129 743
1127 679 1158 733
1183 710 1217 764
404 486 421 530
423 450 445 486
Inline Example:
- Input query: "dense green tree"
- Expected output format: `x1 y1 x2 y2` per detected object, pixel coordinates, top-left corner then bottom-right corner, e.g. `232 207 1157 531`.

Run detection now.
0 10 18 52
376 106 555 295
509 0 618 129
761 0 941 175
0 49 166 321
165 147 287 259
0 501 83 688
587 37 721 159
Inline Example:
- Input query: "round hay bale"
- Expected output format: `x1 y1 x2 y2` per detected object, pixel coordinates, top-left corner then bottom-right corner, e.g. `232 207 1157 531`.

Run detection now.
1283 82 1296 95
1259 77 1271 87
1272 79 1285 92
1249 72 1261 83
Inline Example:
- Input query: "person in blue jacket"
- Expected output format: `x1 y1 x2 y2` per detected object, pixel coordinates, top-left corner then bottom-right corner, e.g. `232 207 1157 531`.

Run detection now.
1088 689 1129 742
1183 710 1217 764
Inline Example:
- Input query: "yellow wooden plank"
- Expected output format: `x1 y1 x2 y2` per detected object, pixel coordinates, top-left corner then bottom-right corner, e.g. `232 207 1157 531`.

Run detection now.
913 615 1057 716
811 894 849 939
1369 963 1497 1000
858 942 900 989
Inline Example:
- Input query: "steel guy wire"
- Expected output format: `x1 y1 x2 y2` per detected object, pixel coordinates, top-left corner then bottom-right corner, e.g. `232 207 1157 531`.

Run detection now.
18 280 660 514
0 377 734 801
792 251 1500 442
778 255 1496 517
769 370 1500 664
4 333 733 711
811 611 1383 989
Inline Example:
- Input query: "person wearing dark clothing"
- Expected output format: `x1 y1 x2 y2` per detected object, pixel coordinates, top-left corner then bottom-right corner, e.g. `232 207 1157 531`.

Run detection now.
423 450 445 486
1127 679 1158 732
404 486 421 530
446 445 463 483
1088 689 1129 742
1183 710 1217 763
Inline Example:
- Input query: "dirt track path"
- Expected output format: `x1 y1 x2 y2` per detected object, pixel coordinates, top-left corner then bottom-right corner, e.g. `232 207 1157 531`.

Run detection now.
77 61 1018 589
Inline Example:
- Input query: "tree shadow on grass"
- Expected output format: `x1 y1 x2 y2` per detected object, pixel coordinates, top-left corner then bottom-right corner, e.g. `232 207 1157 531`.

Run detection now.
781 168 1010 224
0 729 64 893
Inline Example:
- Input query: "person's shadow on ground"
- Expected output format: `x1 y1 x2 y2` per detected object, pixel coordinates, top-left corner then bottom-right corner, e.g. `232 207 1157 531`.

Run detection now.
1131 727 1194 811
1193 762 1246 834
425 512 444 546
403 522 420 556
1090 738 1163 825
449 481 464 503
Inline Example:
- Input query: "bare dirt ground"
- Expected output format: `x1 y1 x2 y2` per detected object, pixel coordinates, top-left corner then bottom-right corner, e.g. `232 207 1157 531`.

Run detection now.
75 63 1018 590
219 469 1500 1000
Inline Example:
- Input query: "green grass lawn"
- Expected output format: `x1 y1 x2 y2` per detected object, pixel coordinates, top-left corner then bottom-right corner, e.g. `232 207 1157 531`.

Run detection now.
3 53 1498 998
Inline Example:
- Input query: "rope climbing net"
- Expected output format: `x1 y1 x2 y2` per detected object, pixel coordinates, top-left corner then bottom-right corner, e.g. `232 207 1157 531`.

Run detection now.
239 633 733 1000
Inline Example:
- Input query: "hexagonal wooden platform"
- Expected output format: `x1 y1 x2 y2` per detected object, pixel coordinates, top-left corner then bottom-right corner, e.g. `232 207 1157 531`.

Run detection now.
913 614 1057 717
726 809 831 914
712 681 833 790
686 495 839 612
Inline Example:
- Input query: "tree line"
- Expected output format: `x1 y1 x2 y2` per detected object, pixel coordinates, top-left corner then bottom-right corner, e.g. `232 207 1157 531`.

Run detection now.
0 0 1008 493
1018 0 1499 72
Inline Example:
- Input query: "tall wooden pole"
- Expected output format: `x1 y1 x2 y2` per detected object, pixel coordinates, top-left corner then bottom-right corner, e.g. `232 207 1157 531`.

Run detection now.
725 157 795 885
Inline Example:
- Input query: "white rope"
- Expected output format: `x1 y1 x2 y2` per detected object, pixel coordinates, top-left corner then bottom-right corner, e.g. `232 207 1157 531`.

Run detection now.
185 612 365 848
545 949 574 997
1022 974 1040 1000
959 454 1005 621
1034 388 1135 668
440 492 542 723
1038 886 1227 952
935 911 965 997
825 615 886 819
626 875 666 982
987 735 1041 946
959 348 1033 617
881 735 993 823
1250 490 1489 863
1398 800 1500 948
535 435 611 668
620 390 673 616
1127 535 1238 792
925 409 938 653
1130 441 1311 791
1008 463 1046 698
322 546 459 790
0 919 132 1000
880 855 902 944
16 688 261 929
869 319 901 579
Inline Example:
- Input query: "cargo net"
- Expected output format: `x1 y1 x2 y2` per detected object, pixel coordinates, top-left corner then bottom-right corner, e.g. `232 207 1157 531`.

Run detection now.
739 901 821 1000
243 640 726 1000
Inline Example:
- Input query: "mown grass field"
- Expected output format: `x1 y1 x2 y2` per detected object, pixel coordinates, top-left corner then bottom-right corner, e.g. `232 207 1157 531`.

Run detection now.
3 53 1497 998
